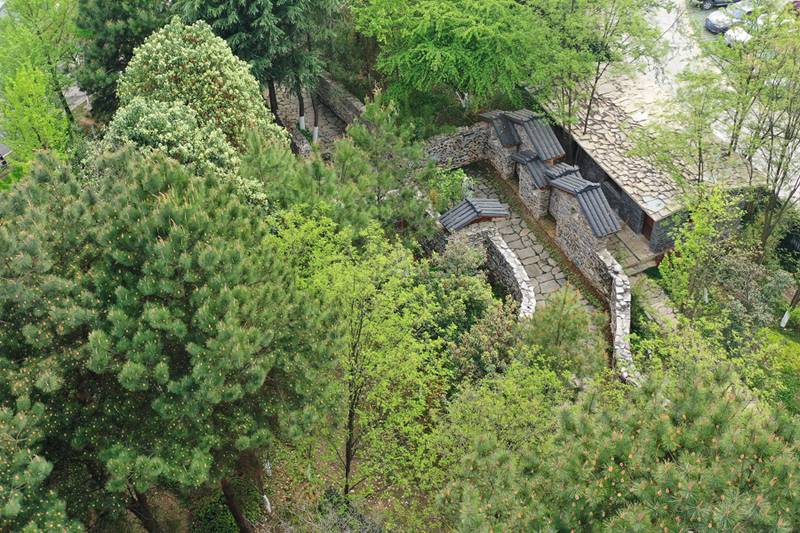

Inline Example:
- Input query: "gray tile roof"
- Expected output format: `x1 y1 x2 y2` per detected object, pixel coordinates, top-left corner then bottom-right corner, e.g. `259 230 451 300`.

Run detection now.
545 163 580 180
503 110 565 161
511 150 549 189
551 172 621 238
0 143 9 157
492 114 521 147
439 197 510 233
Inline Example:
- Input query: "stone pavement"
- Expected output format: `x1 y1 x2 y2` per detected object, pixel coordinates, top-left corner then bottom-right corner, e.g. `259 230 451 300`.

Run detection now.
468 171 594 311
631 274 678 328
272 85 347 154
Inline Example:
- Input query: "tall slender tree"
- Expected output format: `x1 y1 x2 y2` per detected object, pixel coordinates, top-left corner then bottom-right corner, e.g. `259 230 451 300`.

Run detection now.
75 0 171 122
0 0 79 122
180 0 341 123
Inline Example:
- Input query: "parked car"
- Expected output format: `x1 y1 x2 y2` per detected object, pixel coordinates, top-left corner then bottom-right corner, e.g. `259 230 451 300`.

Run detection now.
705 2 754 33
695 0 741 11
724 25 754 44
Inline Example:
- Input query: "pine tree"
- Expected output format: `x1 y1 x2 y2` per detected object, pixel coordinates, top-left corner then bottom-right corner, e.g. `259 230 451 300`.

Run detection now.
75 0 172 122
444 358 800 531
0 401 82 533
0 149 334 532
180 0 341 121
117 17 286 150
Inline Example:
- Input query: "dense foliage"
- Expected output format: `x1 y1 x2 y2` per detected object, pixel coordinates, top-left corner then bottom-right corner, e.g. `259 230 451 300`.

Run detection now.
444 359 800 531
118 17 286 149
75 0 172 122
1 0 800 531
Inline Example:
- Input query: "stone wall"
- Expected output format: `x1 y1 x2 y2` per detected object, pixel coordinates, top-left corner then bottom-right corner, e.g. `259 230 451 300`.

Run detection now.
314 73 365 125
550 190 610 293
519 173 550 218
597 250 638 383
286 124 312 157
485 130 516 179
425 123 492 169
456 223 536 318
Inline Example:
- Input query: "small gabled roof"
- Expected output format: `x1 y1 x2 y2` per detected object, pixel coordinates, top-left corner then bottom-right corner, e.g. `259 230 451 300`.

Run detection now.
511 150 549 189
481 111 522 147
0 143 10 157
551 172 621 238
439 197 510 233
545 163 580 180
504 111 565 161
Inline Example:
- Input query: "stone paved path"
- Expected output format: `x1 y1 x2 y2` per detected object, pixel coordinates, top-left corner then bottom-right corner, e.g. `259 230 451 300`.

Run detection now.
468 172 593 310
272 85 347 154
631 274 678 328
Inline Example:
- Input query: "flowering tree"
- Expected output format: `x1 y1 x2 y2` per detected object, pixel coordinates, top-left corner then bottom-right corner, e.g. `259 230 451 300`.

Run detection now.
102 97 240 180
118 17 286 150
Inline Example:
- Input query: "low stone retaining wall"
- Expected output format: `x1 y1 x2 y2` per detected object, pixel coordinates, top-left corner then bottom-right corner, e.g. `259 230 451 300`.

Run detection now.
286 125 312 157
314 74 365 125
597 250 639 384
425 123 492 169
457 223 536 318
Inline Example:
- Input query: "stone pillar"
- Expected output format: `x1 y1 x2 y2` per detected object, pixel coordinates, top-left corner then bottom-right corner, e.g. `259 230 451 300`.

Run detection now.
519 176 550 219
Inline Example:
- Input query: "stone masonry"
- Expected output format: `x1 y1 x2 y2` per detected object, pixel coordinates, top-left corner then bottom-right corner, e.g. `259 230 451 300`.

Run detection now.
519 174 551 218
425 123 492 169
314 73 366 126
457 223 537 319
549 189 610 293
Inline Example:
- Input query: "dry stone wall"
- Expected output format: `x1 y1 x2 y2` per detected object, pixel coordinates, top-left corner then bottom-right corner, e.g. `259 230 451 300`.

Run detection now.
550 191 609 290
519 174 550 218
457 223 536 318
549 191 637 381
598 250 638 383
425 124 492 169
485 132 516 179
314 74 365 125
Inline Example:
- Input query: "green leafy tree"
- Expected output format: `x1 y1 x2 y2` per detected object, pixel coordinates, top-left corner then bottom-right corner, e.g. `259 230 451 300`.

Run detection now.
101 97 240 180
0 0 79 121
180 0 341 121
354 0 548 110
443 359 800 531
0 150 333 533
240 96 439 244
75 0 172 122
574 0 664 134
633 70 728 184
425 362 564 492
659 187 740 315
0 401 82 532
286 225 448 497
117 17 286 150
451 287 607 383
0 64 70 183
332 95 438 243
518 287 607 378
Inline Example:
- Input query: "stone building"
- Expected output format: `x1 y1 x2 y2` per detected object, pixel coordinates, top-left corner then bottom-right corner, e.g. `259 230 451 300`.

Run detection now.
553 95 683 253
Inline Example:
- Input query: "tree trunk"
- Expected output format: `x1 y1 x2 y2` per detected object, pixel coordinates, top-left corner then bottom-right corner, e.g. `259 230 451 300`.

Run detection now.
297 78 306 131
343 396 356 496
221 478 255 533
51 69 74 124
128 490 162 533
310 93 320 144
266 80 284 128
